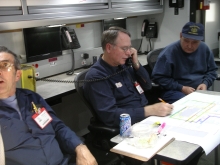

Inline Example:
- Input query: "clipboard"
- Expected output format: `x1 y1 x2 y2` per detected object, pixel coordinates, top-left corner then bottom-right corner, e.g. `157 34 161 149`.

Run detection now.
110 135 175 161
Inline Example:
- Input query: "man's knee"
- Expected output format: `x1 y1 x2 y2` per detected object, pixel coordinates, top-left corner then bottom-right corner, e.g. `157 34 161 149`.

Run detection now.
161 90 185 104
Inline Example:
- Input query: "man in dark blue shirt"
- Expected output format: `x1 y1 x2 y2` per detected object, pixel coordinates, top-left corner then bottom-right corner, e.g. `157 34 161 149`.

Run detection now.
152 22 218 103
84 27 173 127
0 46 97 165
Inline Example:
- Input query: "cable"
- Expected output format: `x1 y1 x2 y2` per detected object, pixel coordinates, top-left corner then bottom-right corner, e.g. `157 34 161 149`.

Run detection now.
137 38 143 53
66 49 75 75
149 38 152 52
29 66 131 83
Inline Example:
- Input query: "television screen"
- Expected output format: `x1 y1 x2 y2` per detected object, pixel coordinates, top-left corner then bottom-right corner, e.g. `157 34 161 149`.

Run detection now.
23 26 62 63
102 18 126 31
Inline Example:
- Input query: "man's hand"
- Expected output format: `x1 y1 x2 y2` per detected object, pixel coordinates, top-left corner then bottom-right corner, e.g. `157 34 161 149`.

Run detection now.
130 48 140 70
75 144 98 165
130 47 138 62
182 86 195 95
144 102 173 117
196 83 207 90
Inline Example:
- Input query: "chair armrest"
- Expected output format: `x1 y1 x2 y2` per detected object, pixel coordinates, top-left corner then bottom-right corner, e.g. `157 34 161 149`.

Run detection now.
216 74 220 80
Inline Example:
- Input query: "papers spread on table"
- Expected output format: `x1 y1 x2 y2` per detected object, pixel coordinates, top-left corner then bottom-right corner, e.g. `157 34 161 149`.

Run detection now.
142 91 220 155
110 122 174 161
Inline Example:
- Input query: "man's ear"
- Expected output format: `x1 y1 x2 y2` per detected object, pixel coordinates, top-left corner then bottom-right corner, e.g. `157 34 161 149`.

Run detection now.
106 43 112 53
15 70 22 82
180 32 182 38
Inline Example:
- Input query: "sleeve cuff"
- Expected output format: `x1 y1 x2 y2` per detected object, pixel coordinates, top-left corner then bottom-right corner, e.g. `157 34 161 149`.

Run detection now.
177 84 183 91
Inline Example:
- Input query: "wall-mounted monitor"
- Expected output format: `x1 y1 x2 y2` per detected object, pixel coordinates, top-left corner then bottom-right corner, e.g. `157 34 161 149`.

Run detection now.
102 18 126 31
23 26 62 63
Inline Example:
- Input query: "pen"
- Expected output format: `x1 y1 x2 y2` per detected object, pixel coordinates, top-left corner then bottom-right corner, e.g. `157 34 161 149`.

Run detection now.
157 122 166 134
158 98 166 103
32 102 38 113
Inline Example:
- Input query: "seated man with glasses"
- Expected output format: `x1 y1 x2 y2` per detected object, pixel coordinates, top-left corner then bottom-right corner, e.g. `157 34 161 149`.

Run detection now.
0 46 97 165
84 27 173 127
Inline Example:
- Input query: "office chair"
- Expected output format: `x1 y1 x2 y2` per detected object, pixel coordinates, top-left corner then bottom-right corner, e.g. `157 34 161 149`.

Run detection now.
74 69 120 151
144 48 164 105
147 48 164 74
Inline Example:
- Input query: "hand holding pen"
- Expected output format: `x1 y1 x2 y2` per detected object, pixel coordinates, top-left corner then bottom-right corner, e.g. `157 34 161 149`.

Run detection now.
158 98 166 103
144 98 173 117
155 98 173 116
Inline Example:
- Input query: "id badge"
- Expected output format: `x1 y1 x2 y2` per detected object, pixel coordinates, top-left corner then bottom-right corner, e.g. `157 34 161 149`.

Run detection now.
32 107 52 129
134 81 144 94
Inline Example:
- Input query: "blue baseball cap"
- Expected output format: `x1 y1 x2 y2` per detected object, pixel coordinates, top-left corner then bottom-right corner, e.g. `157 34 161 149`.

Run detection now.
181 22 204 41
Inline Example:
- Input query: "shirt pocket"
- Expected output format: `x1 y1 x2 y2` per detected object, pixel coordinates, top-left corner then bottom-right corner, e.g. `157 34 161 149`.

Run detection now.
0 118 31 151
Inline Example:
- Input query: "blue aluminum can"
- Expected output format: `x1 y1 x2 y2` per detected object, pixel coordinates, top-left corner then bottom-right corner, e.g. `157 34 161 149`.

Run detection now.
120 113 131 137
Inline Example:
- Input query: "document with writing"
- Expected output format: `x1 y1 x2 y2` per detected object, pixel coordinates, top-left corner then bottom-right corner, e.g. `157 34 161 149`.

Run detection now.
139 91 220 155
111 134 174 161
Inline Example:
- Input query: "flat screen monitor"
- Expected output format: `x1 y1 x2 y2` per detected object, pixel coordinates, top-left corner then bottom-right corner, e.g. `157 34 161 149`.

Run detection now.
102 18 126 31
23 26 62 63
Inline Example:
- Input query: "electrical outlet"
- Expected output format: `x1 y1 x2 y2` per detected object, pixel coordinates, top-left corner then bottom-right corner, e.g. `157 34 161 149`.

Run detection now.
35 72 40 77
81 59 86 66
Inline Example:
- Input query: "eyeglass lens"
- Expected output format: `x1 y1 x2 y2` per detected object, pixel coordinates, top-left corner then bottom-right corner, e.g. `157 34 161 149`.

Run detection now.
0 61 13 71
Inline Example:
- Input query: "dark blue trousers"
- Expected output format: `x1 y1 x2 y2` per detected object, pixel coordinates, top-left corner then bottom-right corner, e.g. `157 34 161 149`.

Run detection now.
160 90 186 104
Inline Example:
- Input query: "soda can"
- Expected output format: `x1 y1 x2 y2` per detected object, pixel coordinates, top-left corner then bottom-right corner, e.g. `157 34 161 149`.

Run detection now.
120 113 131 137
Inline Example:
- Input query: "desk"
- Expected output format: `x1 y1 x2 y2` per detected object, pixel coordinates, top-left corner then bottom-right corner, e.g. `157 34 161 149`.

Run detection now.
111 90 220 165
36 68 85 100
111 133 203 165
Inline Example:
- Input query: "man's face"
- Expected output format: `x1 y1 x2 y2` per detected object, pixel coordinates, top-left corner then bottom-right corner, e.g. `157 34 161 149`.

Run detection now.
107 32 132 66
180 33 200 54
0 52 21 99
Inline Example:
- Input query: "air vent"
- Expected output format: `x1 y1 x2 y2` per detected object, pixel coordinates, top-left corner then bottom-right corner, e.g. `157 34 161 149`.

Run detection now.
0 0 22 16
27 0 109 14
111 0 161 9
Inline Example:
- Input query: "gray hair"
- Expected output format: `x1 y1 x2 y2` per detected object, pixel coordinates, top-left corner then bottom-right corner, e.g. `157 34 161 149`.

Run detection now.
0 46 21 70
101 26 131 51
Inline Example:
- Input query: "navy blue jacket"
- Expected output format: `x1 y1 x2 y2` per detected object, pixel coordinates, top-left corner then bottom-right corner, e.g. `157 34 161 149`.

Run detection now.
0 88 82 165
84 57 152 127
152 41 218 91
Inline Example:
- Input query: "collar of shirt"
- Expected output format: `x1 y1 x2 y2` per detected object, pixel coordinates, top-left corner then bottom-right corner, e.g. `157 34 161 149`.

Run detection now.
99 57 124 74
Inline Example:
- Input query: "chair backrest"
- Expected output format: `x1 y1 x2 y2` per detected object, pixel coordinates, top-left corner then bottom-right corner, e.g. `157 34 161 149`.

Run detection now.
147 48 164 72
74 69 100 121
145 48 164 105
74 69 120 138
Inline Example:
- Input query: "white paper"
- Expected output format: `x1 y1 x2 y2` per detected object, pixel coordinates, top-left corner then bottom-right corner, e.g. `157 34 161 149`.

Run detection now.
142 92 220 155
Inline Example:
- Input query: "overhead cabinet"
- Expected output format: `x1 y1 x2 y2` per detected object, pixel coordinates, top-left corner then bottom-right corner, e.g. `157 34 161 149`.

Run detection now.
0 0 163 31
0 0 22 16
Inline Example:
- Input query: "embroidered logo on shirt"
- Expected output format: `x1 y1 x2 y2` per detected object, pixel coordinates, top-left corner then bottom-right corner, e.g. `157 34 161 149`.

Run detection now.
115 82 123 88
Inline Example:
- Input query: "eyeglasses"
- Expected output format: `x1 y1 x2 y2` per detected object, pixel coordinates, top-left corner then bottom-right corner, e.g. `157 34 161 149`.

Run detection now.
0 61 14 72
113 44 132 53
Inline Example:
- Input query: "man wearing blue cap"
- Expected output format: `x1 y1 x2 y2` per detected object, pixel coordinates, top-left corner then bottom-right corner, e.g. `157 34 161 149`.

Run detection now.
152 22 218 103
